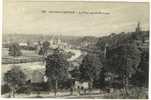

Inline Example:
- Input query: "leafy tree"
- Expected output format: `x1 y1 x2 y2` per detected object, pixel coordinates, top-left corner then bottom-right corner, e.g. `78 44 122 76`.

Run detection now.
139 49 149 87
98 68 106 89
45 48 69 96
39 41 50 56
1 84 11 95
105 43 141 95
79 53 103 90
3 66 26 97
38 41 50 63
131 49 149 87
95 30 149 95
8 43 22 57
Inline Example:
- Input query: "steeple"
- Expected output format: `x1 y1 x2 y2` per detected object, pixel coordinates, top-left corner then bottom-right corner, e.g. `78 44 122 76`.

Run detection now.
136 22 141 32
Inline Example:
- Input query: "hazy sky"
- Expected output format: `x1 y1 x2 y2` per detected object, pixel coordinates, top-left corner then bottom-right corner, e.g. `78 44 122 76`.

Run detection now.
4 0 149 37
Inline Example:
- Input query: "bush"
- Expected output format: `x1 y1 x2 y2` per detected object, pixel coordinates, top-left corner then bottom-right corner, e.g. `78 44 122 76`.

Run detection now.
16 85 31 94
1 84 11 94
31 82 50 92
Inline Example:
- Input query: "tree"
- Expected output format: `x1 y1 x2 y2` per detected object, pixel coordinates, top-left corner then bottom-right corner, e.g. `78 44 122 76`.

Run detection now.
131 49 149 87
8 43 22 57
95 30 148 96
45 48 69 96
3 66 26 97
139 49 149 87
39 41 50 63
39 41 50 56
98 68 106 89
79 53 103 90
105 43 141 95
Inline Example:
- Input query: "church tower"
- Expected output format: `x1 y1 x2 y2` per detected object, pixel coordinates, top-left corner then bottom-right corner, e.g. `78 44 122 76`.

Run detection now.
135 22 141 32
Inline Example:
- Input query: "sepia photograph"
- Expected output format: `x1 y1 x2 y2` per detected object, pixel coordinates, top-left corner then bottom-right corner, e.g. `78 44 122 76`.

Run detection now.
2 0 149 99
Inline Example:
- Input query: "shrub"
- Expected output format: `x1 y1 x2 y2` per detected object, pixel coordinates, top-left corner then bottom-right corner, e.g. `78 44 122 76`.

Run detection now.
1 84 11 94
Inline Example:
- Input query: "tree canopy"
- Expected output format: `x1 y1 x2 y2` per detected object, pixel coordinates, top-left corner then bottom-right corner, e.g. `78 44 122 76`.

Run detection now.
4 66 26 87
8 43 22 57
39 41 50 56
79 53 103 82
105 43 141 77
3 66 26 97
45 48 69 95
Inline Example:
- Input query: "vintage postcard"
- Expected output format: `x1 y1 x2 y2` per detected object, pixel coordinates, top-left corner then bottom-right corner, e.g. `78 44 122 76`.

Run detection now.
2 0 149 99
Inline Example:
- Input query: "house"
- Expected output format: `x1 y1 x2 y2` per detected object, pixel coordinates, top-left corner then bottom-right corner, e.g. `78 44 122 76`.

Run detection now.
19 42 28 47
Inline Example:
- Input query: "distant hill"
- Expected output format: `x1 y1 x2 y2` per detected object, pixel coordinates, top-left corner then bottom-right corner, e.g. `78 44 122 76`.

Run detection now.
96 31 149 51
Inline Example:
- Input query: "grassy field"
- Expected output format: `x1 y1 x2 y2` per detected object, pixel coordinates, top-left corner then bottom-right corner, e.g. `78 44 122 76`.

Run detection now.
2 48 43 64
2 48 40 57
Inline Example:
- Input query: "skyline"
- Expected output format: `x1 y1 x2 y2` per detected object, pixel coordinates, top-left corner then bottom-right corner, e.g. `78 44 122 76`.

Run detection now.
3 1 149 37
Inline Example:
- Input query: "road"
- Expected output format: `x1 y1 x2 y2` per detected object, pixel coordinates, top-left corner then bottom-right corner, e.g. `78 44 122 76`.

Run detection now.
2 90 109 99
